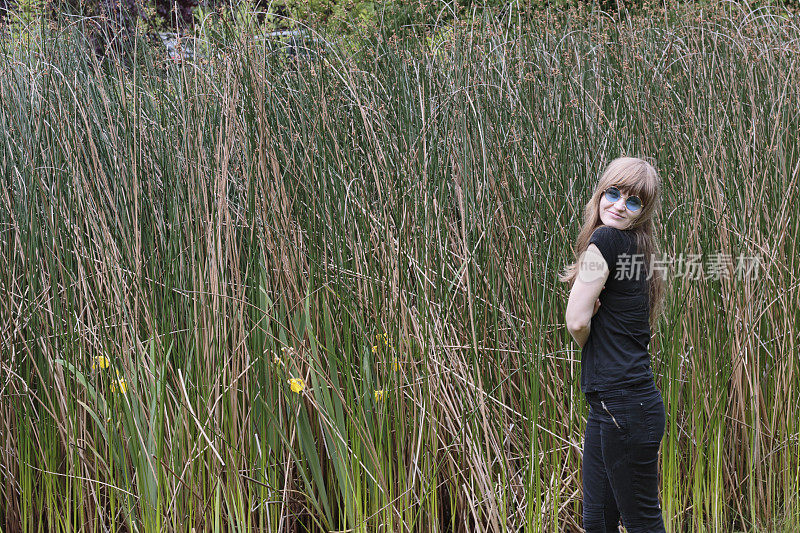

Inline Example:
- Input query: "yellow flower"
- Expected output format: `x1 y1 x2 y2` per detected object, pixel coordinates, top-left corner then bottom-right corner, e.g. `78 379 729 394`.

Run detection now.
111 378 127 394
273 354 282 365
92 355 110 370
392 357 399 371
374 389 385 401
371 345 378 354
288 378 305 393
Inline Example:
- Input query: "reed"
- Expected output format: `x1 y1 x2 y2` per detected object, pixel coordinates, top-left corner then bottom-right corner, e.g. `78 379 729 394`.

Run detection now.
1 1 799 531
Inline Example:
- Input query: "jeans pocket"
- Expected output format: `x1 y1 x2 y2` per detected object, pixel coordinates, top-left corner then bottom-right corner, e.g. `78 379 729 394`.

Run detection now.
599 394 627 432
638 394 665 442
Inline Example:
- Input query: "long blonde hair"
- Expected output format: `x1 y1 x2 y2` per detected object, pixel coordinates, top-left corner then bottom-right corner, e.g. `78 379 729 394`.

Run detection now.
560 157 666 329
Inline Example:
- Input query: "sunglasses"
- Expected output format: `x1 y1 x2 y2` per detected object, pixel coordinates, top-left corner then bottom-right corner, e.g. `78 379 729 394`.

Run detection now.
604 186 643 212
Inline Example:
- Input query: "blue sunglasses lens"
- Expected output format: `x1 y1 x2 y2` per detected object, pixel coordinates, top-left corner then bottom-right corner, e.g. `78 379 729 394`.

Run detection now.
626 197 642 212
605 187 643 212
605 187 621 203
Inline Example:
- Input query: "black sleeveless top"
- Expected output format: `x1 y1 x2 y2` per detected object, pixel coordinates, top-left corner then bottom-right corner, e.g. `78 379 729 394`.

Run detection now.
580 226 654 393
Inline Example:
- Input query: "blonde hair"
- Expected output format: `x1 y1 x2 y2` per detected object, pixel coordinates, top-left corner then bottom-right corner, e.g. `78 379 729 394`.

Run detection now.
560 157 665 329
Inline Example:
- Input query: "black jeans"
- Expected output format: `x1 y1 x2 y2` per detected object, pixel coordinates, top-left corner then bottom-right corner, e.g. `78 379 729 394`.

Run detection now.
582 380 666 533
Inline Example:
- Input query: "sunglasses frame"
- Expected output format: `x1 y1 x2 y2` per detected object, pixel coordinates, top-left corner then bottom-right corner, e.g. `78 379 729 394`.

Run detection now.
603 186 643 213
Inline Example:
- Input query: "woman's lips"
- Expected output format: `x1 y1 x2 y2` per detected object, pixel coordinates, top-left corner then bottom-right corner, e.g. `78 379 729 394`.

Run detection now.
608 211 624 220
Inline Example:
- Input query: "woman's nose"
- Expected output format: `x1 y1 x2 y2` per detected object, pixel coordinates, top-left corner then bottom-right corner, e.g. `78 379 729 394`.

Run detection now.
614 197 627 211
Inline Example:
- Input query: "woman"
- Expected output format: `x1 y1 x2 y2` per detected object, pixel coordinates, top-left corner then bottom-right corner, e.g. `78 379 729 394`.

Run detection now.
561 157 667 533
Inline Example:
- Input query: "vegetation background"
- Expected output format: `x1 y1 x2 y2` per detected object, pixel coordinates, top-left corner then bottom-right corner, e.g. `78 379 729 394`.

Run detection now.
1 0 799 531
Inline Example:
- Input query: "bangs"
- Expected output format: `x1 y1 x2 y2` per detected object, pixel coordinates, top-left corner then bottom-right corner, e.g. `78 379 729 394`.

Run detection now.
611 168 656 203
613 179 645 198
596 157 660 210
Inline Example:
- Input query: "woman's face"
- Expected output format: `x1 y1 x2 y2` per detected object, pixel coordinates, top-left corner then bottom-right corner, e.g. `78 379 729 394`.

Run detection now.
598 187 643 230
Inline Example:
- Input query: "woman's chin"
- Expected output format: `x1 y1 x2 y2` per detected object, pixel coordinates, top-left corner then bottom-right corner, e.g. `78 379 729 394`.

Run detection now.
601 216 627 229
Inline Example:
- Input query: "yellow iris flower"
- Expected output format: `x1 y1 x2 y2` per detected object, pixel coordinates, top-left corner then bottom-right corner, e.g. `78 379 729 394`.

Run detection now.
288 378 305 393
111 378 127 394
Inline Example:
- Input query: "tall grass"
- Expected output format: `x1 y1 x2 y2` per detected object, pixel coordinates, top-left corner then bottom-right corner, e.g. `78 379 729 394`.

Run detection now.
1 2 799 531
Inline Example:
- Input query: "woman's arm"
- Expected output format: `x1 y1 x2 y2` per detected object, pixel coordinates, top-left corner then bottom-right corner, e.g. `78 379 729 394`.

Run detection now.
566 244 610 347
